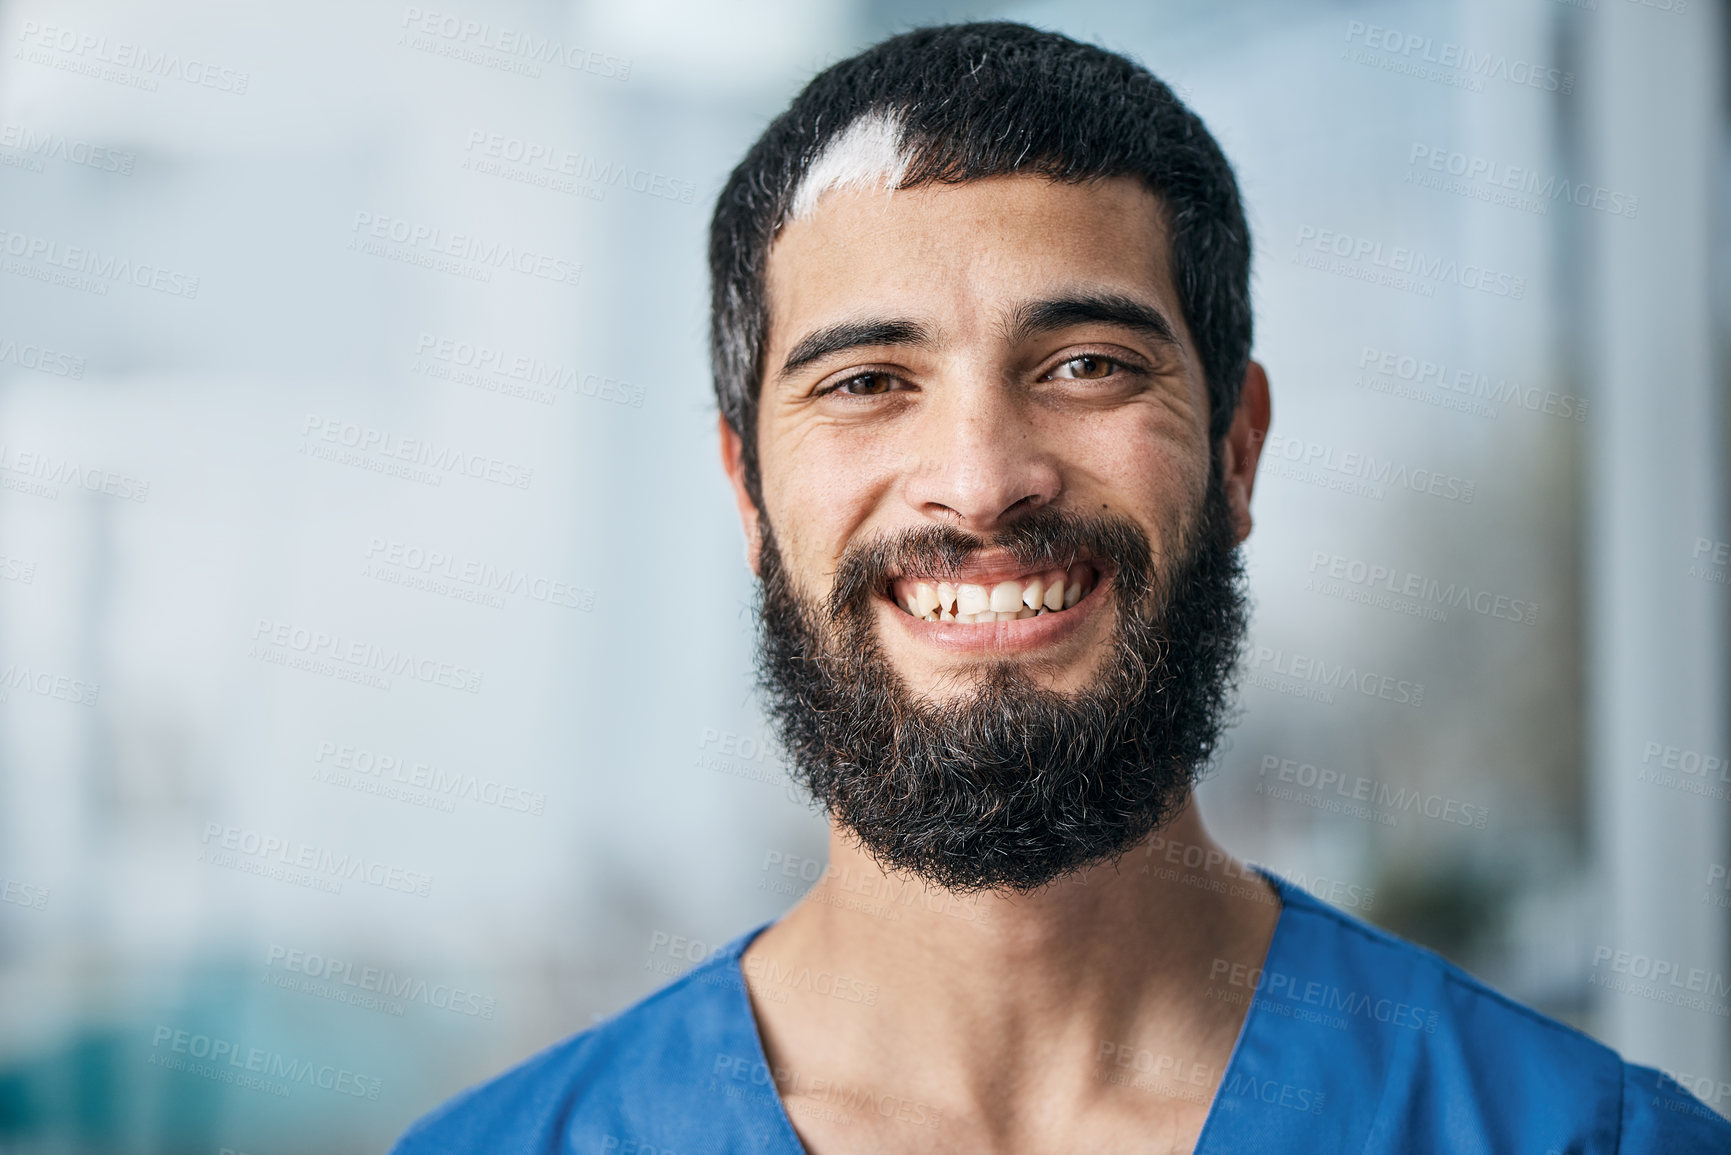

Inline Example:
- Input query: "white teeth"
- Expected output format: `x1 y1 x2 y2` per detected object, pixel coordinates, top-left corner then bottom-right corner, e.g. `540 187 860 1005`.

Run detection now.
896 568 1091 624
1043 571 1065 610
956 584 990 615
915 582 941 617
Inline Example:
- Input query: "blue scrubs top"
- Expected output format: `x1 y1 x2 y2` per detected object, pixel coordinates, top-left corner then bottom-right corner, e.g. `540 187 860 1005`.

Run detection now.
391 875 1731 1153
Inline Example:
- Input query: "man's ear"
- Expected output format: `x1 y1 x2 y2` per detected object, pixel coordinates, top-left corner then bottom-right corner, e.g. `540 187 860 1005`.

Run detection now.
1220 360 1271 545
718 413 764 576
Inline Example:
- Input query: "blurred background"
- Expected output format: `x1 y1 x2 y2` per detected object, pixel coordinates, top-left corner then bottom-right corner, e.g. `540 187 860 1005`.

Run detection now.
0 0 1726 1150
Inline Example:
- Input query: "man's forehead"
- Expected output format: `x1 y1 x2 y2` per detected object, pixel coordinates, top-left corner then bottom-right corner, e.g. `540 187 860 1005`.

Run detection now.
772 173 1170 269
763 174 1188 350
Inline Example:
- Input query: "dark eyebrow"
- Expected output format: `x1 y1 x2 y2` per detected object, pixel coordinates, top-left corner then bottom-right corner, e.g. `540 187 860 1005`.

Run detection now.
1004 293 1181 350
777 319 931 381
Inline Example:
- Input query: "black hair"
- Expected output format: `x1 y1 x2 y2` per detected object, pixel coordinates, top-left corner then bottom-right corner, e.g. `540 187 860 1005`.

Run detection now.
709 20 1253 500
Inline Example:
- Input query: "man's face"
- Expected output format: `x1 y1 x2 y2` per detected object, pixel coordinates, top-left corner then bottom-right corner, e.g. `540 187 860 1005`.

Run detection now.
751 173 1215 695
721 173 1264 891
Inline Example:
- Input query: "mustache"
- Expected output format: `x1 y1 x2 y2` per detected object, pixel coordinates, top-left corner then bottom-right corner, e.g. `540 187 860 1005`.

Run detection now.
825 506 1161 621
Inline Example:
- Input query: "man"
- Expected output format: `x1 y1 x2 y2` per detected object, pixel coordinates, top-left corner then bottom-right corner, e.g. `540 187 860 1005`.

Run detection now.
393 22 1728 1154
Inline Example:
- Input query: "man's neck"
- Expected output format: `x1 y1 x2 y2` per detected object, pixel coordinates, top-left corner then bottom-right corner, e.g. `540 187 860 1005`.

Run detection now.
740 806 1281 1154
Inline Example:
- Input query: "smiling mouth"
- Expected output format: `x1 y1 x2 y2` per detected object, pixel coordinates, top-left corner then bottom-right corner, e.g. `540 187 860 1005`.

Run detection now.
886 562 1102 624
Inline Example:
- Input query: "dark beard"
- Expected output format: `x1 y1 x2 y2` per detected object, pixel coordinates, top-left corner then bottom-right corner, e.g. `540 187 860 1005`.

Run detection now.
752 469 1249 894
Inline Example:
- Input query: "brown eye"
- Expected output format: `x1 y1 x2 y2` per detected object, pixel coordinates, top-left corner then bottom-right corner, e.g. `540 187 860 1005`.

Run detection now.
837 372 897 395
1056 355 1116 380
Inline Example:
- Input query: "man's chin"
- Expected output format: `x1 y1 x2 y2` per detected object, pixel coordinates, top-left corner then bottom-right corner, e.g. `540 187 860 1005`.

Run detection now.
838 823 1148 897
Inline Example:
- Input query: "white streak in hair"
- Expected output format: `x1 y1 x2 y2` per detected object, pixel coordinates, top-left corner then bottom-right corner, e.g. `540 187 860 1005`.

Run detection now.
788 109 912 221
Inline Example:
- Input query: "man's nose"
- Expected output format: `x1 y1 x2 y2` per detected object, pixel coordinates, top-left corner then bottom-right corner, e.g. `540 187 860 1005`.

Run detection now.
901 384 1061 531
